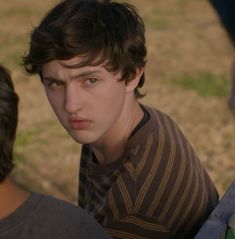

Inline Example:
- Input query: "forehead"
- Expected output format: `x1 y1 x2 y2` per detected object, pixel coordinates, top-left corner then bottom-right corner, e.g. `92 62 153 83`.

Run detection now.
41 56 123 82
42 57 105 77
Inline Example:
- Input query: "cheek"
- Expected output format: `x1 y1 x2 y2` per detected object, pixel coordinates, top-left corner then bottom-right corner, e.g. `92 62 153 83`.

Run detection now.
96 86 126 117
45 90 63 114
98 82 126 103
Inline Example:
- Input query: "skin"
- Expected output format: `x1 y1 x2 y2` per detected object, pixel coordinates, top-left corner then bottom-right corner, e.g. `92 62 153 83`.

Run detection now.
41 57 144 164
0 178 30 219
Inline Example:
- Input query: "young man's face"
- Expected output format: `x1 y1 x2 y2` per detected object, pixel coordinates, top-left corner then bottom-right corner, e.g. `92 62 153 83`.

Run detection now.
41 57 137 145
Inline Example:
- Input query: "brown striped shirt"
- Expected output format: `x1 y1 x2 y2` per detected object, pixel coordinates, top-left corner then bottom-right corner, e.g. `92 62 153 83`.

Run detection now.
78 105 218 239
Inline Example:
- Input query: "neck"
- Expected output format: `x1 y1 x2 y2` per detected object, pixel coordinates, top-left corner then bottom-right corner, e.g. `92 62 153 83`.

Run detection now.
91 99 144 164
0 177 30 219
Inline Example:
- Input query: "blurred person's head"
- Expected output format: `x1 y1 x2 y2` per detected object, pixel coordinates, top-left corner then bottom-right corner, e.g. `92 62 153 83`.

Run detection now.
0 65 19 182
23 0 147 98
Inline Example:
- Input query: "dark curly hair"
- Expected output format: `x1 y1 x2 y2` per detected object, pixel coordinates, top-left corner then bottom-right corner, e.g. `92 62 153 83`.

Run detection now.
23 0 147 98
0 65 19 182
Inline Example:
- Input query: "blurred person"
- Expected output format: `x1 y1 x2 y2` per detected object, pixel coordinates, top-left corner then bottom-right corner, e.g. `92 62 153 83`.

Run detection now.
0 64 111 239
209 0 235 113
23 0 219 238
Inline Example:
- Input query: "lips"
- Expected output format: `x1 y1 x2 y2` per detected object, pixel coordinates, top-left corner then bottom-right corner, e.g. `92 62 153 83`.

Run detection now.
68 118 91 130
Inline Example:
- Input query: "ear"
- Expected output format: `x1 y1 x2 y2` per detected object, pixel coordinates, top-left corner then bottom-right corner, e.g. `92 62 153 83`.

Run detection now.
125 67 144 93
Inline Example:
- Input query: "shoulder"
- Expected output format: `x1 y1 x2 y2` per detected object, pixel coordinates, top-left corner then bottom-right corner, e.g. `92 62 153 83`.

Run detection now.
38 194 85 218
143 105 182 134
127 105 192 166
37 194 95 225
142 105 197 160
34 194 110 238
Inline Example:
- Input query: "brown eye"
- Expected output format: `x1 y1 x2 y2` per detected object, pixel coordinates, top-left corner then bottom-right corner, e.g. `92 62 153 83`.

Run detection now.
45 80 65 89
88 78 97 84
84 78 98 86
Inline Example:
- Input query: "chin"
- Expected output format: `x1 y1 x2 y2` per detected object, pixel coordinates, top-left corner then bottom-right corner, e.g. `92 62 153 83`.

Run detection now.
70 133 97 145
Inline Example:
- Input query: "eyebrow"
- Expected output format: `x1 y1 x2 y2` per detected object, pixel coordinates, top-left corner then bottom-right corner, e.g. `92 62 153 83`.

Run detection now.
42 70 103 82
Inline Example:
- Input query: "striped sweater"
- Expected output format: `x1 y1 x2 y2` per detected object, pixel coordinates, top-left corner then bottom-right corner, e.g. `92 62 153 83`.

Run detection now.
78 105 218 239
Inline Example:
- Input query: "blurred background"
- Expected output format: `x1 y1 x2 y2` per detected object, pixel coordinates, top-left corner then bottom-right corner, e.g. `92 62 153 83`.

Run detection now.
1 0 234 203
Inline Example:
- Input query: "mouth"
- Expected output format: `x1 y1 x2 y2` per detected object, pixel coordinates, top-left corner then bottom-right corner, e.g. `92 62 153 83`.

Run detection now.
68 118 92 130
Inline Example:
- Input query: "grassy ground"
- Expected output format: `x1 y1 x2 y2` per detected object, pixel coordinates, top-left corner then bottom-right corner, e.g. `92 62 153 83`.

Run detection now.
1 0 234 203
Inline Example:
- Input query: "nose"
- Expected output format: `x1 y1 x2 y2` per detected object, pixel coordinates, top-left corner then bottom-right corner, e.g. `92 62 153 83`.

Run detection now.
64 83 84 113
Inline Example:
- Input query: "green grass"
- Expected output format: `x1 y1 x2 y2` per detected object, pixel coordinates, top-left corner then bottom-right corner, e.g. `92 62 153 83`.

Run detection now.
0 8 35 18
177 0 206 7
144 8 176 30
15 132 31 147
0 35 28 68
14 120 75 157
14 123 50 150
169 72 229 97
0 5 45 20
13 152 25 163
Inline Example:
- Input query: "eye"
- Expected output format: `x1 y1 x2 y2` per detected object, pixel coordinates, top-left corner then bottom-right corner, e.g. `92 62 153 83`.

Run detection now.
44 79 65 89
85 78 98 86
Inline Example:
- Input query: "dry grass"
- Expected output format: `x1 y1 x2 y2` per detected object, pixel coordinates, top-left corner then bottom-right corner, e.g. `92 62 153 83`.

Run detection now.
1 0 234 202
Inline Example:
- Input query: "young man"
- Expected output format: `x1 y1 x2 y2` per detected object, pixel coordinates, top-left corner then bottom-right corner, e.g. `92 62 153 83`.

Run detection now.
0 65 111 239
23 0 219 238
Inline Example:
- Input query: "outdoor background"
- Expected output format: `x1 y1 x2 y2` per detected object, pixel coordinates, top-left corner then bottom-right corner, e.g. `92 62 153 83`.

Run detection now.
0 0 234 203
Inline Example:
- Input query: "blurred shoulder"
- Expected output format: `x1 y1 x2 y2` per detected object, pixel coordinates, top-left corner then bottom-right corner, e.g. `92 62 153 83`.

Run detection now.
33 193 111 238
